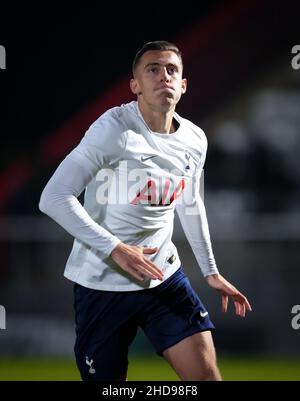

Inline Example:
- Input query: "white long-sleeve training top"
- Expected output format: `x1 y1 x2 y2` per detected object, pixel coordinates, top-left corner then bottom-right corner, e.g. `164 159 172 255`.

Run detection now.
39 101 219 291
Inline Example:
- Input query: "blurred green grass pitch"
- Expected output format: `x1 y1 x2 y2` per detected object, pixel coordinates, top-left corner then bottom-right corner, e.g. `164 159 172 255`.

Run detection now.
0 356 299 380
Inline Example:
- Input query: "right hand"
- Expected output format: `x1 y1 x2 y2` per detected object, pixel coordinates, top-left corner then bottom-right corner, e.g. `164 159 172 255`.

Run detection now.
110 243 164 282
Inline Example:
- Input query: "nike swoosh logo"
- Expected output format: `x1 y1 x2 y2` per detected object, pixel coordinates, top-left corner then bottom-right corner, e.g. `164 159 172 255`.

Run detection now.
199 311 208 318
141 155 157 162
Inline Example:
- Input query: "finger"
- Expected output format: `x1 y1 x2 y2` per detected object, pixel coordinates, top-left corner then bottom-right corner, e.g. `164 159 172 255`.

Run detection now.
241 303 246 317
142 258 164 279
237 294 252 314
222 294 228 313
234 301 243 317
234 301 240 316
238 301 245 318
143 259 164 280
245 297 252 312
143 247 158 255
237 292 252 312
136 264 161 280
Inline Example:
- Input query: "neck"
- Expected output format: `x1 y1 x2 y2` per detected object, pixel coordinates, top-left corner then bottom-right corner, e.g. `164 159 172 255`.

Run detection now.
137 100 176 134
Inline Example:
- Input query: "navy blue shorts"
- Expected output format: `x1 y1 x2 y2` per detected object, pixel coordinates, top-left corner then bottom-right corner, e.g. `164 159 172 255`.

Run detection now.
73 266 215 381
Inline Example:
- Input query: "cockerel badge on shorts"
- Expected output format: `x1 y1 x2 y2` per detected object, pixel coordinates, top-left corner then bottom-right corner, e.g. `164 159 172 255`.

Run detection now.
85 356 96 374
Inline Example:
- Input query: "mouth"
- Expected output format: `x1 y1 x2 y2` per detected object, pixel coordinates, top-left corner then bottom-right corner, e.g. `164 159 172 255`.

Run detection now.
156 86 174 93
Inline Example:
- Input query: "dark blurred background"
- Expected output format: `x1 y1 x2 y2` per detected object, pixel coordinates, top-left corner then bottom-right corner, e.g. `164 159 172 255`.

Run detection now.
0 0 300 366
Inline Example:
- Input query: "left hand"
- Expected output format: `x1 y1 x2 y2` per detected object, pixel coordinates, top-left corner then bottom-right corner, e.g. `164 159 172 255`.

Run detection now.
206 274 252 317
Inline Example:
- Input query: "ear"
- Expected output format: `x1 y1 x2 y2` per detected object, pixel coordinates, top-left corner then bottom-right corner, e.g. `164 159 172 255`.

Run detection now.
181 78 187 95
130 78 141 95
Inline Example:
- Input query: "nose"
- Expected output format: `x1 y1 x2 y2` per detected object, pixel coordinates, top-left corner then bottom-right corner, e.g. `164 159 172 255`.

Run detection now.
160 67 170 82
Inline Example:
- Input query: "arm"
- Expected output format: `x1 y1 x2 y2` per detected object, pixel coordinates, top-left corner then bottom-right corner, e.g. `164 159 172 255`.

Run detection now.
39 113 163 281
175 170 218 277
39 156 163 281
176 171 252 317
39 155 121 256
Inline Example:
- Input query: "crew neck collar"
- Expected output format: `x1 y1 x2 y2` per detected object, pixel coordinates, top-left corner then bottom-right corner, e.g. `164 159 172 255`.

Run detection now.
134 101 181 137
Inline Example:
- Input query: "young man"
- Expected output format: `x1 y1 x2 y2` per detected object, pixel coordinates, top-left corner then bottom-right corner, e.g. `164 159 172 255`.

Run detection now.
39 41 251 381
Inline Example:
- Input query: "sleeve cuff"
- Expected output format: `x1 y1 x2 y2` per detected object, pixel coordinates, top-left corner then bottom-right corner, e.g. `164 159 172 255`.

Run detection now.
104 237 122 257
202 267 219 277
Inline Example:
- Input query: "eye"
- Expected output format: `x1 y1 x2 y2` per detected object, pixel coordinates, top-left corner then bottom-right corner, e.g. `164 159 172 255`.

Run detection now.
148 66 159 74
167 66 177 75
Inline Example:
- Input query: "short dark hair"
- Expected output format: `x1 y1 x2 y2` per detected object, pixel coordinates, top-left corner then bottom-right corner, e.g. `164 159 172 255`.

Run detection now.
132 40 183 73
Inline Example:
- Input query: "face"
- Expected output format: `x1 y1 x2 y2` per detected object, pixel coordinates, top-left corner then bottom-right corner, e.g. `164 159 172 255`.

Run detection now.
130 50 187 113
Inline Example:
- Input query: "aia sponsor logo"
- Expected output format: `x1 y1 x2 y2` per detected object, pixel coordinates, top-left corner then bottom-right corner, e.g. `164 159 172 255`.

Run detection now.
131 178 185 206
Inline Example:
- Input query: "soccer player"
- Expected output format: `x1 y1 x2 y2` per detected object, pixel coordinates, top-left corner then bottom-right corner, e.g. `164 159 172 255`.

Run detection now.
39 41 252 381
